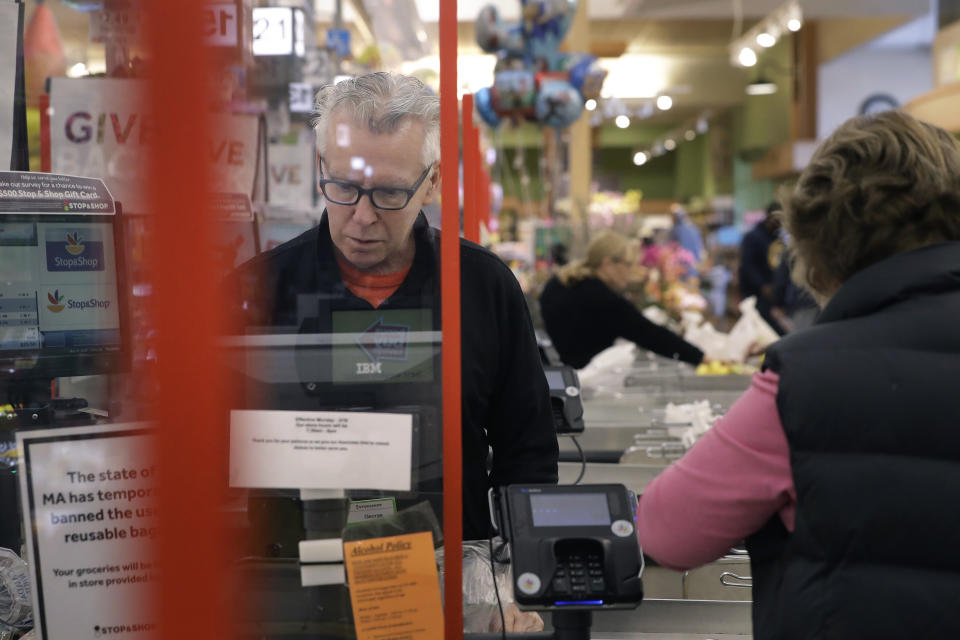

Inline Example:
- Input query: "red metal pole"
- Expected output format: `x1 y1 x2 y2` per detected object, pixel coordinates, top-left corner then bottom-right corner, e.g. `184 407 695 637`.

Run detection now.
462 94 478 243
440 0 463 638
144 4 232 640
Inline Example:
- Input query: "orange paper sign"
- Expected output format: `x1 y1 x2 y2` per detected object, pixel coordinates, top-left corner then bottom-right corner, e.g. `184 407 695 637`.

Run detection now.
344 531 444 640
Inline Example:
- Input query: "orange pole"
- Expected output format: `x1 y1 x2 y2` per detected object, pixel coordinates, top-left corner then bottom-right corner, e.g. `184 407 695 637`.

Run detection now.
462 94 478 243
440 0 463 638
144 4 231 640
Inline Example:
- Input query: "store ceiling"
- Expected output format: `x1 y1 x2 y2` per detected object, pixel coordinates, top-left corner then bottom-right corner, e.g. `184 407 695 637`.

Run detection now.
413 0 931 22
29 0 934 134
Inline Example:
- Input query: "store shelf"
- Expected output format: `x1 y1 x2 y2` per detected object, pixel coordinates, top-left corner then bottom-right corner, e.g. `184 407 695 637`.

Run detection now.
904 82 960 133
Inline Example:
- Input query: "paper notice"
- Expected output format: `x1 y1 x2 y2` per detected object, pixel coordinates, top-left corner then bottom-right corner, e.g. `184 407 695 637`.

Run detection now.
229 409 413 491
16 423 158 640
344 532 443 640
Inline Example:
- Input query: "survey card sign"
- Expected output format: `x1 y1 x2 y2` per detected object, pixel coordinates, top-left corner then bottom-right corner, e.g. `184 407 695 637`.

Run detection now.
17 424 158 640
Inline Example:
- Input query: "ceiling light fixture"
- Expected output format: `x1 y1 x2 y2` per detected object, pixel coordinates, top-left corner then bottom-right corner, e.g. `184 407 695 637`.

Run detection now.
633 151 648 166
757 33 776 48
729 1 802 67
585 99 598 111
656 95 673 111
746 77 778 95
615 115 630 129
684 130 696 141
664 139 677 151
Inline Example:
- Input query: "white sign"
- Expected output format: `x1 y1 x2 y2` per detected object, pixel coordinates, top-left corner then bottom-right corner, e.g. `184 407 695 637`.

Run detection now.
229 410 413 491
50 79 261 213
0 1 20 170
89 9 143 44
208 113 261 200
289 82 313 114
16 423 157 640
49 79 150 213
202 3 239 47
252 7 295 56
267 134 313 210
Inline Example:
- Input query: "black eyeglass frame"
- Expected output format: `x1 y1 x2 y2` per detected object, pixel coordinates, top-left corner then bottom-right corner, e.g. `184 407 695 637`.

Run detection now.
317 156 434 211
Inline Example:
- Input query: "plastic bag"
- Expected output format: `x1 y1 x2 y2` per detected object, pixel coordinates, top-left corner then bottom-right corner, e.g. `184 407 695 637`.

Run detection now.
436 540 543 633
683 296 779 363
0 548 33 632
576 342 636 392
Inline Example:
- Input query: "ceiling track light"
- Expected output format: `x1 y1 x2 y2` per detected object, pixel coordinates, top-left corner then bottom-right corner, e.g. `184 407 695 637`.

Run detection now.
729 0 802 67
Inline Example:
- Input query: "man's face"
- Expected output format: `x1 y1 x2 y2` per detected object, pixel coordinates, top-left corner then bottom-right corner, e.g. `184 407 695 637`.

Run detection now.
320 115 439 274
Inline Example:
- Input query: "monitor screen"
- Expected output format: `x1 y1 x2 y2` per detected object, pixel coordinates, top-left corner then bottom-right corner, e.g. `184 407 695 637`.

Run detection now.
544 369 566 390
330 309 435 385
529 492 612 527
0 215 124 380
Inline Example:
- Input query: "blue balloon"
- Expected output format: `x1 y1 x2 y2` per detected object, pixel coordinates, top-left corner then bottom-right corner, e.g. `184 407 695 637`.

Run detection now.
475 88 502 128
565 54 607 100
521 0 576 69
535 80 583 129
476 4 526 56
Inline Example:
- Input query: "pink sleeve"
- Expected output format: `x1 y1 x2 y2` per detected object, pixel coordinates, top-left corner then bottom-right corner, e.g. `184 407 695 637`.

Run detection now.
636 369 795 571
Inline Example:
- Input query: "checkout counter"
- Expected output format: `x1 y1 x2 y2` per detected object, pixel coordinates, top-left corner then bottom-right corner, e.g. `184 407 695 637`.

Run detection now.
548 351 756 638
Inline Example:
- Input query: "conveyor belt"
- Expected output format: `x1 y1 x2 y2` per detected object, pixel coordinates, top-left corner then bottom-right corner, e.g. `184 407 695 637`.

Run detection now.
557 462 664 491
545 599 752 636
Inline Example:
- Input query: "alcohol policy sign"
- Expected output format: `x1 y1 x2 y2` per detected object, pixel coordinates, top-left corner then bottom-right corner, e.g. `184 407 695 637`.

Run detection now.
17 424 158 640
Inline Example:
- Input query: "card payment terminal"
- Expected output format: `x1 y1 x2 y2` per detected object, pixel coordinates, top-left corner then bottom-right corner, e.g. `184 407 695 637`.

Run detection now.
543 366 584 435
490 484 643 610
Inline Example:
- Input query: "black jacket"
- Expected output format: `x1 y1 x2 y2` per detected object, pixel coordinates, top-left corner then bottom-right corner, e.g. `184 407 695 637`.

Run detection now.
750 242 960 639
539 276 703 368
228 213 558 540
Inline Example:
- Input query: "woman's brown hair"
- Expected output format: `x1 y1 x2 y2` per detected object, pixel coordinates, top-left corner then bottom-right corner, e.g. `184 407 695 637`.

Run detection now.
782 110 960 302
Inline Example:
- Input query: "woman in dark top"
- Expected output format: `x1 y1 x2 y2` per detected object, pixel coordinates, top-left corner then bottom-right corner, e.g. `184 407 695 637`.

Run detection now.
539 231 704 368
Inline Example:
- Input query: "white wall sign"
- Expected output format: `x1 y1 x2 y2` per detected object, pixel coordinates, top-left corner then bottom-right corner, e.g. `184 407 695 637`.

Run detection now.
49 78 150 213
252 7 295 56
267 132 313 210
229 410 413 491
0 1 20 170
202 3 239 47
50 79 261 213
288 82 313 114
17 423 157 640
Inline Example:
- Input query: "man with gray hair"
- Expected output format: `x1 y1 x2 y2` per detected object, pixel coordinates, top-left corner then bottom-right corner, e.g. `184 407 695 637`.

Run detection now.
230 72 558 541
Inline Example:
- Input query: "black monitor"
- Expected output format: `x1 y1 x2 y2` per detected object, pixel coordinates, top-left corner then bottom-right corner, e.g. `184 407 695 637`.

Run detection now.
0 172 127 385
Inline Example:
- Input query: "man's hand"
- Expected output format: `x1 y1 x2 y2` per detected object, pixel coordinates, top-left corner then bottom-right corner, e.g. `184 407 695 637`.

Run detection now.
490 604 545 633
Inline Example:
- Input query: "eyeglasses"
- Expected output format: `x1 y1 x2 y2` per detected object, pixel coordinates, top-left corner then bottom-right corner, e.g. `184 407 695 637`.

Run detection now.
318 157 434 211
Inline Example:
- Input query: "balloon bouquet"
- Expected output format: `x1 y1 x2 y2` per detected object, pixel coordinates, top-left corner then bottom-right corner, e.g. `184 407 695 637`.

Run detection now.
474 0 607 130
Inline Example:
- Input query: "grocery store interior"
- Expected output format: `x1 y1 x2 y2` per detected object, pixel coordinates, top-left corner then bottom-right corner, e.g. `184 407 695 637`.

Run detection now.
2 0 960 638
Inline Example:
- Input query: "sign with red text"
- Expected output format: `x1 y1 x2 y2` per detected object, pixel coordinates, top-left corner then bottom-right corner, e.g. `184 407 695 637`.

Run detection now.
50 78 261 214
16 423 157 640
267 131 313 211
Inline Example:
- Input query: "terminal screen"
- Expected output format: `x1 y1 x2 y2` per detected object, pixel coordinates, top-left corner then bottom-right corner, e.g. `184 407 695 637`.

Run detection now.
0 219 121 369
330 308 435 385
529 493 611 527
544 369 566 390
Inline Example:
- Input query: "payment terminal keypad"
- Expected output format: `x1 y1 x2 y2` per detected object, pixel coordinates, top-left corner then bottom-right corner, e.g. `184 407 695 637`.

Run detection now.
552 549 606 597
